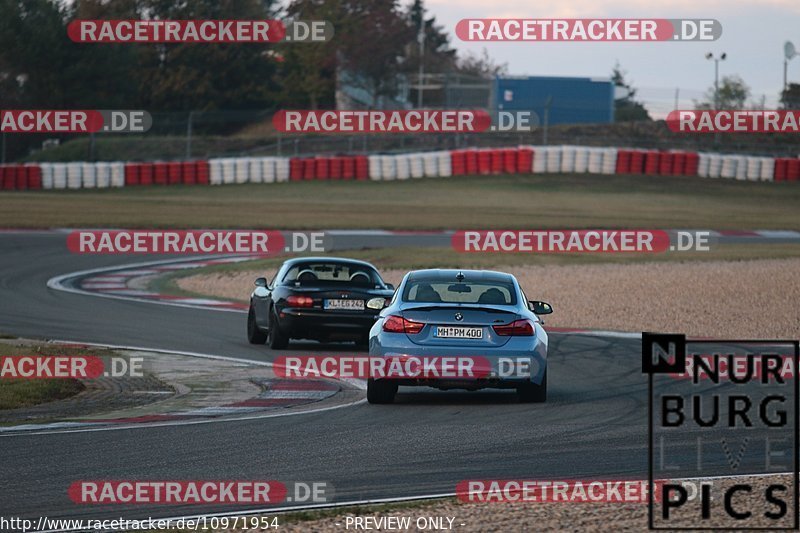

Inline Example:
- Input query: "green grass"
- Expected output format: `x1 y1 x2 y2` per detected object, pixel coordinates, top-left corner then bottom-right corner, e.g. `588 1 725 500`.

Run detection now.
0 342 89 409
2 173 800 230
0 379 85 410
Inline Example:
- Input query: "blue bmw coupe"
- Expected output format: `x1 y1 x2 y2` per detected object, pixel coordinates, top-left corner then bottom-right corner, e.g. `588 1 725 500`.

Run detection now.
368 269 552 404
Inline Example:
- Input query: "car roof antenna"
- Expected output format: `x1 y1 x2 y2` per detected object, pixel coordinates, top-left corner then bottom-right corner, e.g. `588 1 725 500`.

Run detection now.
456 271 465 282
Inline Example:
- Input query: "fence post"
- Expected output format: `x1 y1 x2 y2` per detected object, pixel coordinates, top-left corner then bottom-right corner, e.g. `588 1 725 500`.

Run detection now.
186 111 194 159
543 95 552 145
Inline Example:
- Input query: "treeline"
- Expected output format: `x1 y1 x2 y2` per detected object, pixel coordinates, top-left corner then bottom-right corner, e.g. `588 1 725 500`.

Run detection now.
0 0 498 113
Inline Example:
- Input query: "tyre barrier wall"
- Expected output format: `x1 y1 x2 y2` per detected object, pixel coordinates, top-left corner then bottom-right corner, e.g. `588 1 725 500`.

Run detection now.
2 147 797 191
0 162 127 190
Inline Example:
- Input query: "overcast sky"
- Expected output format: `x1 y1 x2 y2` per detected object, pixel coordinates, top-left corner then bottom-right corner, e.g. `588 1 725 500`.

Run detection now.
425 0 799 115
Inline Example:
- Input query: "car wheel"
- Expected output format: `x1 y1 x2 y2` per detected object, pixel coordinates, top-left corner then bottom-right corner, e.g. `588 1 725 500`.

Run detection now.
517 371 547 403
367 379 397 404
267 307 289 349
247 306 267 344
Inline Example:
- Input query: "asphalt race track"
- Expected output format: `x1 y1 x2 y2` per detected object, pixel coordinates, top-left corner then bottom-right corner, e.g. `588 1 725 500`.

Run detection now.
0 231 791 523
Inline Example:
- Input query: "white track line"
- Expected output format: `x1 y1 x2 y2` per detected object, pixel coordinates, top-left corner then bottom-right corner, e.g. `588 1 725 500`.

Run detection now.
0 340 365 438
46 255 250 314
556 329 642 339
36 471 799 533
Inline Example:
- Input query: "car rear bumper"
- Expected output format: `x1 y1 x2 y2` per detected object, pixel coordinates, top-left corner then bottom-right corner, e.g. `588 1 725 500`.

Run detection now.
280 308 380 339
369 332 547 385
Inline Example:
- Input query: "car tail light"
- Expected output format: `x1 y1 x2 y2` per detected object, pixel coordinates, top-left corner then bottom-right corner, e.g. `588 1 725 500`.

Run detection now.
286 295 314 307
383 315 424 334
493 319 534 336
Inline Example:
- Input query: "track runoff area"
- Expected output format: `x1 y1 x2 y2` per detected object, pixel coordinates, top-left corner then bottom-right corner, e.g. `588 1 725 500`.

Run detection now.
9 223 795 530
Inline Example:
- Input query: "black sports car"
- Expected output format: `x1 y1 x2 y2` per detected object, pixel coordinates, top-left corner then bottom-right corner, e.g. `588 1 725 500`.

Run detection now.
247 257 395 349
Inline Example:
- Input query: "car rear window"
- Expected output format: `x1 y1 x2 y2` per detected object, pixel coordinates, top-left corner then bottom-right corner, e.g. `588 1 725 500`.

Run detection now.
282 262 382 286
402 280 516 305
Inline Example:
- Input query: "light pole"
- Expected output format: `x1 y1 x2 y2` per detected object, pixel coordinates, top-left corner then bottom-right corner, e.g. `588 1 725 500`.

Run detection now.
705 52 726 109
417 10 425 108
784 41 797 96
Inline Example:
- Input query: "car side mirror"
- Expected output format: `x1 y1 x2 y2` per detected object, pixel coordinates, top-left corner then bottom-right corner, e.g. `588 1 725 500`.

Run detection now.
385 283 395 290
529 300 553 315
254 277 268 288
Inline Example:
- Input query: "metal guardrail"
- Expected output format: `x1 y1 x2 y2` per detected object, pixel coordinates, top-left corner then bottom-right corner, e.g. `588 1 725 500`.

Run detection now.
11 109 800 163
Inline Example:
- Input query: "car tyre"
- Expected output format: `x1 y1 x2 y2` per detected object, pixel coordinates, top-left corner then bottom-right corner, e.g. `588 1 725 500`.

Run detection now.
367 379 397 404
267 307 289 349
517 371 547 403
247 306 268 344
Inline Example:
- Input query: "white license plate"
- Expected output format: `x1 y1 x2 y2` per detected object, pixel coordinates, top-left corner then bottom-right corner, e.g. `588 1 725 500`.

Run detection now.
324 299 365 310
435 326 483 339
